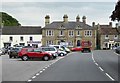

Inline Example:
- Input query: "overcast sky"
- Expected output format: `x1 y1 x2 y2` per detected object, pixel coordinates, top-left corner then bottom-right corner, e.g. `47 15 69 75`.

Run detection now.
2 0 117 2
2 0 118 27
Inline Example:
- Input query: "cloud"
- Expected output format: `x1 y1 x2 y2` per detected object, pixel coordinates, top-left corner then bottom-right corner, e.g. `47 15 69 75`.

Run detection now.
2 0 116 2
2 2 116 27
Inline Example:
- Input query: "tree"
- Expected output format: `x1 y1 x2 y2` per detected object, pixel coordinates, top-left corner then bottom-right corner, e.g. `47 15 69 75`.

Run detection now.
110 0 120 34
0 12 21 26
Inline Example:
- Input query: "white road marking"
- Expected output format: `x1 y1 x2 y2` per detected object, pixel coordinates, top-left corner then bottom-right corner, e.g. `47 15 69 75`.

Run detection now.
105 73 115 81
95 63 98 66
39 71 43 73
27 79 32 82
99 67 104 71
36 73 40 76
92 52 115 81
32 76 36 79
27 56 67 82
45 67 48 69
47 65 50 67
42 69 45 71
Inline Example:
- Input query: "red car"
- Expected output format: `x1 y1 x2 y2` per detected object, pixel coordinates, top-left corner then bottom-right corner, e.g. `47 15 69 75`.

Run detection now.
71 47 83 52
18 48 53 61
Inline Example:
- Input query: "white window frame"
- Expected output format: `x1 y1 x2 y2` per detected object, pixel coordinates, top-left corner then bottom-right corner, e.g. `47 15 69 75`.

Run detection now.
77 31 80 36
9 36 13 41
105 35 109 39
46 40 53 46
59 30 64 36
46 30 54 36
20 36 24 41
84 30 92 37
69 30 74 37
114 35 118 39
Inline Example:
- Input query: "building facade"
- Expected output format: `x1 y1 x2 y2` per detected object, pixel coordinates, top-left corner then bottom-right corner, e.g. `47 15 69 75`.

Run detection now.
98 22 120 49
42 15 96 49
1 26 42 48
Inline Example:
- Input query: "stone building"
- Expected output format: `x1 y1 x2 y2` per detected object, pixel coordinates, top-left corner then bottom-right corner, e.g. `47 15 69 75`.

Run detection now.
42 14 96 49
98 22 120 49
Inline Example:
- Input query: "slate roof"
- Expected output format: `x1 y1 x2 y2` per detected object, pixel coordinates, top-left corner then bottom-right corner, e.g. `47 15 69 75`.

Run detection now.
1 26 42 35
43 21 94 30
100 27 120 35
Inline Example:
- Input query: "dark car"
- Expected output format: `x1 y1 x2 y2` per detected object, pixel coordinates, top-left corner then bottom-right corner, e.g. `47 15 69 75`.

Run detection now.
18 48 53 61
115 46 120 54
9 47 22 58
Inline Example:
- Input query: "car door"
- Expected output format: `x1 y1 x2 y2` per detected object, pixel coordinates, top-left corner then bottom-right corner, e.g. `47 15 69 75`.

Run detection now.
27 49 36 57
33 48 45 58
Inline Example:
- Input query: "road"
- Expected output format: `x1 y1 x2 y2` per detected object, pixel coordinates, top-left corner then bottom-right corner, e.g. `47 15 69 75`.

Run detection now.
1 50 119 82
0 56 2 83
93 50 119 81
31 51 115 81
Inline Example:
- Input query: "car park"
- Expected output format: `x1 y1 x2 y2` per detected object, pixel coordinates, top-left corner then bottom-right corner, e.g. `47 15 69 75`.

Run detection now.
41 47 58 59
115 46 120 54
9 47 22 58
18 48 53 61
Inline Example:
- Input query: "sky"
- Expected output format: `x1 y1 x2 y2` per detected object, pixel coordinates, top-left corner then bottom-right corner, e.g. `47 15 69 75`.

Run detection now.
1 0 119 27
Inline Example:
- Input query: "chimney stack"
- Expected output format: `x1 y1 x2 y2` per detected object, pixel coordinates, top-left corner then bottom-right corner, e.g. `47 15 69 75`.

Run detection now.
76 15 80 22
45 15 50 26
82 16 86 24
63 14 68 23
92 22 95 27
109 22 112 27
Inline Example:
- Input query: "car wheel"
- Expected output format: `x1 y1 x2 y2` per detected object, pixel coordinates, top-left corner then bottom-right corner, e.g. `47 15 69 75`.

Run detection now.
60 53 64 56
43 55 49 61
22 55 28 61
9 55 12 58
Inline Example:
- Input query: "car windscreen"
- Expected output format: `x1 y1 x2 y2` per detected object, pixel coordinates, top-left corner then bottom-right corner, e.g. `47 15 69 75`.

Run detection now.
42 48 49 51
33 48 43 52
12 48 21 52
49 48 55 51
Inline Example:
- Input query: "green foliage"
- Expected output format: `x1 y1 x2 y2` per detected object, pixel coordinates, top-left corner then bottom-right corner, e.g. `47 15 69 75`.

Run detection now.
110 1 120 21
0 12 21 26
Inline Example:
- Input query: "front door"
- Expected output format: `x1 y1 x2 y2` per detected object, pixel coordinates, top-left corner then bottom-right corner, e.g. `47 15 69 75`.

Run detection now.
77 40 80 47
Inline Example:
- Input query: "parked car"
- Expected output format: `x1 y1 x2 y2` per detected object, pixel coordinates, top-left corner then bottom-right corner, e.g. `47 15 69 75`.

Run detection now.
40 47 58 59
18 48 53 61
71 47 83 52
2 47 8 54
49 45 71 53
0 49 2 56
115 46 120 54
57 48 67 56
9 47 22 58
0 48 6 55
